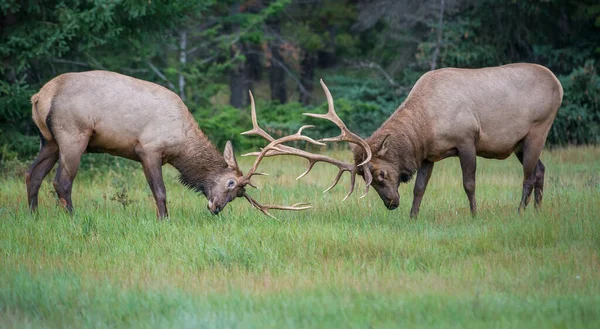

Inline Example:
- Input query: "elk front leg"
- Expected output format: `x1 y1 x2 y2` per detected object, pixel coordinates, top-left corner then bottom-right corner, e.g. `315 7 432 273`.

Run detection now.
410 160 434 218
137 150 168 219
458 146 477 216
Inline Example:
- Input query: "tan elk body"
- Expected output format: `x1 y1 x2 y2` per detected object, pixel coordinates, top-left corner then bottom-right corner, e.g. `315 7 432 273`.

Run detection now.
26 70 309 218
236 64 562 218
349 63 563 216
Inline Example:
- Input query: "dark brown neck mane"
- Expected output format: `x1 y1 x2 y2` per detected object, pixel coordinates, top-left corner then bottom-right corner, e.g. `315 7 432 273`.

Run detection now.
169 131 230 196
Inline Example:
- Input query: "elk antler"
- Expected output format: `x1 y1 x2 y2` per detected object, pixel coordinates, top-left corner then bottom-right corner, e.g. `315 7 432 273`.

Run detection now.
243 193 311 219
303 79 372 167
242 124 326 181
241 87 373 201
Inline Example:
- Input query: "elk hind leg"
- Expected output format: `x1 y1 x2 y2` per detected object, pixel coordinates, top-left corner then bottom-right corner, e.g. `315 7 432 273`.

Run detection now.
516 135 546 213
52 133 89 213
26 138 59 211
533 160 545 209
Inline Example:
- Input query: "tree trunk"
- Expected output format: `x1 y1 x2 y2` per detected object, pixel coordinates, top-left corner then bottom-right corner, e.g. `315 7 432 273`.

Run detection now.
229 44 246 108
430 0 445 71
268 20 287 104
244 43 263 106
179 30 187 101
299 51 317 105
243 0 262 104
246 42 263 81
228 2 246 108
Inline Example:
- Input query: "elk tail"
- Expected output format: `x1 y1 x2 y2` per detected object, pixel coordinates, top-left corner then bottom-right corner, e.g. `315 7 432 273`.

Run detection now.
31 93 53 149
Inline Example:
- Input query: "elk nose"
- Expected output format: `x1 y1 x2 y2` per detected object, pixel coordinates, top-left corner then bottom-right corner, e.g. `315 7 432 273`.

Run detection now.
386 199 399 210
207 200 221 215
208 206 221 215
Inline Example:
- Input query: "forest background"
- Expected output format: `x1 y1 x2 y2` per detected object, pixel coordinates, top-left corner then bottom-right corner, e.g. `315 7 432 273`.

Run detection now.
1 0 599 163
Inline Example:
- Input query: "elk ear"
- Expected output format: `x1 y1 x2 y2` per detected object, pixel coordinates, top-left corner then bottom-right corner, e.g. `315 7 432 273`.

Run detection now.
223 140 239 170
375 134 391 157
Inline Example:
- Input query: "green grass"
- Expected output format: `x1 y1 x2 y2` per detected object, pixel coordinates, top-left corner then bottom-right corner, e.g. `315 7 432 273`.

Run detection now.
1 146 599 328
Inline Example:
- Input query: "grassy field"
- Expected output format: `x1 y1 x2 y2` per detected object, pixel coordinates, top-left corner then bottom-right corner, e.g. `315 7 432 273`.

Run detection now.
0 146 599 328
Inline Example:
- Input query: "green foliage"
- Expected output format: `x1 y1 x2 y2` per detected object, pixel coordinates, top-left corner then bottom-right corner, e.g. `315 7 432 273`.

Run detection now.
0 0 217 158
195 75 407 154
193 105 252 152
0 129 39 160
2 0 600 163
550 61 600 145
0 76 32 122
0 141 30 178
305 75 405 139
283 0 359 55
0 0 206 74
193 101 307 152
418 15 499 68
418 0 600 73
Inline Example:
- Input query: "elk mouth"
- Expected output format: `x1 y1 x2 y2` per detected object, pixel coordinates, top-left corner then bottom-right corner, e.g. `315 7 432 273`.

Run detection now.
384 198 399 210
207 199 223 215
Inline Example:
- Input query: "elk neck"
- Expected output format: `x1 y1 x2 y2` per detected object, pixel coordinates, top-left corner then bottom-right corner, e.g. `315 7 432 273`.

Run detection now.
368 102 432 173
169 128 230 196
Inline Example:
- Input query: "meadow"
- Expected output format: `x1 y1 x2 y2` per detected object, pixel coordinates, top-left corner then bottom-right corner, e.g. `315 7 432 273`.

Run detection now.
0 146 599 328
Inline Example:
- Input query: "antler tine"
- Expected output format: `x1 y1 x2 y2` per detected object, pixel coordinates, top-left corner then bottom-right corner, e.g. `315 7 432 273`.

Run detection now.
244 125 326 181
343 170 357 201
241 91 275 142
323 168 347 193
302 79 373 167
302 79 348 129
244 145 350 184
243 193 312 219
242 145 287 157
296 160 317 180
359 167 373 199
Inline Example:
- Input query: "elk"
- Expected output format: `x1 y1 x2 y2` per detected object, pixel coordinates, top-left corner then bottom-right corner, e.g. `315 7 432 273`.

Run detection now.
318 63 562 217
253 64 562 218
26 70 311 219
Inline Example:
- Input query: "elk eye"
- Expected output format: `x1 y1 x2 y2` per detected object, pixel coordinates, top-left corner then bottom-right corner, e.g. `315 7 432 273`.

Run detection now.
227 179 236 189
378 170 385 181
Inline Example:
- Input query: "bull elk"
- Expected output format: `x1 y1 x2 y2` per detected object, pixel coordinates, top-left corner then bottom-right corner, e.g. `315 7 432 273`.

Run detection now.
26 70 312 219
253 64 562 217
352 63 563 216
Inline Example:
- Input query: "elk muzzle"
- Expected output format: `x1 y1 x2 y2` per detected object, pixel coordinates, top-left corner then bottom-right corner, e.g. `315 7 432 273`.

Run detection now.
208 197 233 215
385 198 399 210
373 186 399 210
207 199 221 215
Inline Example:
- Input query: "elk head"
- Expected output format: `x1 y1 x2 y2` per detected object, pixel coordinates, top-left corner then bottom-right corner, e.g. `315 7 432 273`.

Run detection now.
351 134 408 210
201 140 247 215
201 94 315 218
304 80 407 210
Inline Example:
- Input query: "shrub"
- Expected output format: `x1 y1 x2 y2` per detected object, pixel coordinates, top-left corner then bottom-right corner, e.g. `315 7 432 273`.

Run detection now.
0 129 39 160
549 61 600 145
193 101 311 152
